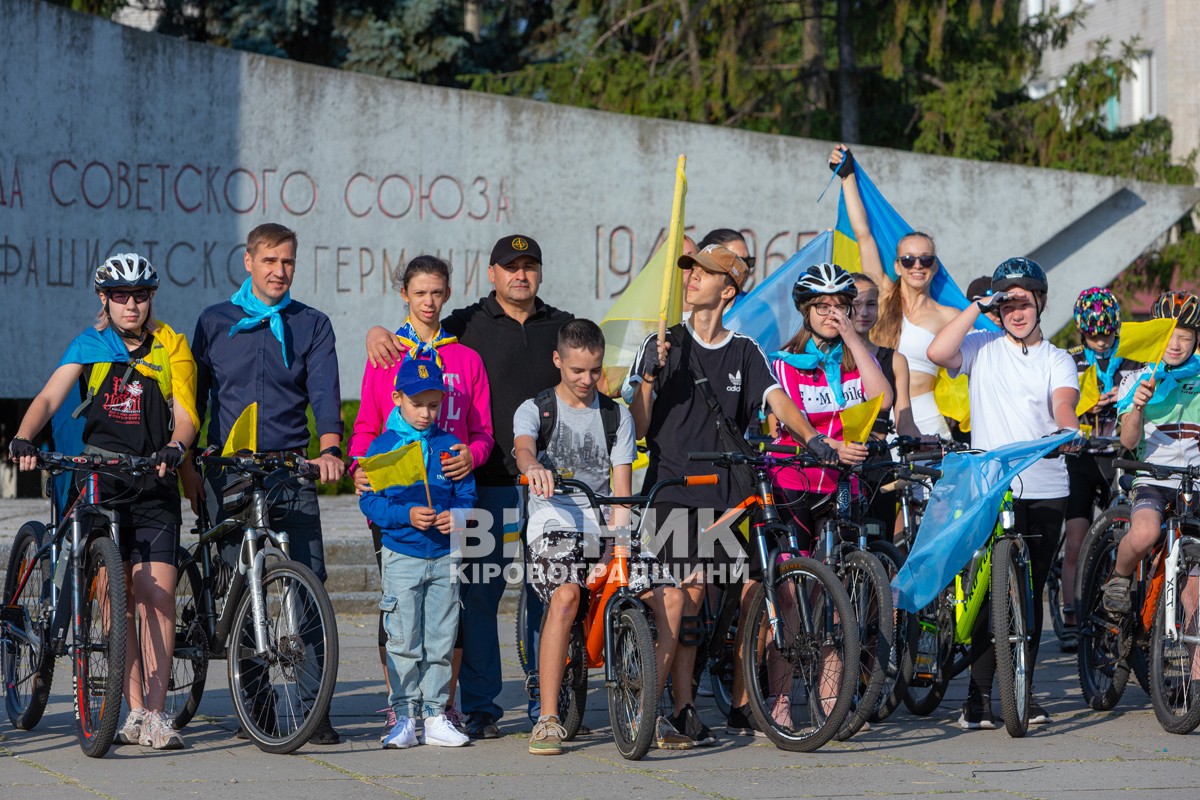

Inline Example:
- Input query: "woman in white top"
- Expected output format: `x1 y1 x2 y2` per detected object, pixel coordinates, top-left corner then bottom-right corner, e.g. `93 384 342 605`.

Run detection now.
830 144 958 437
928 257 1080 730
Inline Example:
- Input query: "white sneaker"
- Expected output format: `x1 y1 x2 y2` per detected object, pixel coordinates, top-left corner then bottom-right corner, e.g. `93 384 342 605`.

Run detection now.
118 708 148 745
423 713 470 747
382 716 418 749
139 710 185 750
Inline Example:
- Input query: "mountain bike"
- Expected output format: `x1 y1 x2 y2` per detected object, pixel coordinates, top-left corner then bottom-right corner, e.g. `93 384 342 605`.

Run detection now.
165 450 339 754
516 471 717 760
2 452 158 757
688 444 860 752
1077 458 1200 733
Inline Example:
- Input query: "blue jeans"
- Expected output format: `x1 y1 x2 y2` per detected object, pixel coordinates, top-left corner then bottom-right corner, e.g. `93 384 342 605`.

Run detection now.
457 484 520 720
380 548 460 718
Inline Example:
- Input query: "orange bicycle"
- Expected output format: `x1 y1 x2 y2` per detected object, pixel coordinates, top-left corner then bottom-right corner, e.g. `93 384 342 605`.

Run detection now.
517 472 716 760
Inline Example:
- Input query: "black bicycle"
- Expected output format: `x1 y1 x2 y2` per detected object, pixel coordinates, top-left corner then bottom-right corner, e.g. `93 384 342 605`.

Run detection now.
166 450 339 754
2 452 161 757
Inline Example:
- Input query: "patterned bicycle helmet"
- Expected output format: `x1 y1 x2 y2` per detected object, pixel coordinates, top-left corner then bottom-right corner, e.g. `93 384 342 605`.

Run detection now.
1151 291 1200 330
94 252 159 294
792 262 858 309
991 257 1047 294
1073 287 1121 336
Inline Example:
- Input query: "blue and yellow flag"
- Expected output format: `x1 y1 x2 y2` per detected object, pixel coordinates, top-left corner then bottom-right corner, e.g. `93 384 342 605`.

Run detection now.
359 441 428 492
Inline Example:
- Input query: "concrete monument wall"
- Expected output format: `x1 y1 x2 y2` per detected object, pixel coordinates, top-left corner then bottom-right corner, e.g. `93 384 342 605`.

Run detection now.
2 0 1197 399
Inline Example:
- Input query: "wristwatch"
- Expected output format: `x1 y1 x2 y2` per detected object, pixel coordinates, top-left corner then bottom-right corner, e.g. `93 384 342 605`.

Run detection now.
319 445 343 459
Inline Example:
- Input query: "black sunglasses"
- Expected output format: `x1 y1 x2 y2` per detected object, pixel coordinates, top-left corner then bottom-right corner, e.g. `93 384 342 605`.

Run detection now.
107 289 152 304
898 255 936 270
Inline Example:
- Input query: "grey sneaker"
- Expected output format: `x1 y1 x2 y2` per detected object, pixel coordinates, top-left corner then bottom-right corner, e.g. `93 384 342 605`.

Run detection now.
140 711 185 750
529 716 566 756
1101 575 1133 617
118 708 148 745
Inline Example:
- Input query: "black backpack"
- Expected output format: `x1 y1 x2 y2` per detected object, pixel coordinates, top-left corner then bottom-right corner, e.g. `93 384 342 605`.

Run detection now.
533 388 621 456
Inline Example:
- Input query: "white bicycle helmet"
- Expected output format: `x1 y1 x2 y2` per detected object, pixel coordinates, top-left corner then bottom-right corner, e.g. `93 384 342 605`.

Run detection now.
792 262 857 308
94 253 159 293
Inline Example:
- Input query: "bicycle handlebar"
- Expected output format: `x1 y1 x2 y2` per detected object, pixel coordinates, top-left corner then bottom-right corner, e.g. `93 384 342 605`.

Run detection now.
1112 458 1200 481
35 451 163 475
195 449 320 479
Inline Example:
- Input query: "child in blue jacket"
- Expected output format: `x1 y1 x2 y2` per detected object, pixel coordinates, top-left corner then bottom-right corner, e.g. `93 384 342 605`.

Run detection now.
360 356 477 749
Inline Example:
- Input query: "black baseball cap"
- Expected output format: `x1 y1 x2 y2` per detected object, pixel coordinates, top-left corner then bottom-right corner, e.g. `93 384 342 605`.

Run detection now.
490 234 542 267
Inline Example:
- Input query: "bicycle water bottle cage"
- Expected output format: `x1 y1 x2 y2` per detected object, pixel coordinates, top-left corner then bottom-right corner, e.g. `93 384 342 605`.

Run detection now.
679 614 705 647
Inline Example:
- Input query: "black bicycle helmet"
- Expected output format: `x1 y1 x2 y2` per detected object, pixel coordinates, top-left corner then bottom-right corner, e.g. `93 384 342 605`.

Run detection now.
94 253 159 294
991 257 1047 294
1151 291 1200 330
792 262 857 309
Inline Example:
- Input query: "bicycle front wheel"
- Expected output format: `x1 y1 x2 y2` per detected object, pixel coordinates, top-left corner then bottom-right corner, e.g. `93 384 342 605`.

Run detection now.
3 522 55 730
166 552 209 730
1076 507 1131 710
1148 541 1200 734
227 560 339 754
607 607 658 761
992 538 1031 738
75 535 127 758
901 584 955 717
743 557 860 752
836 549 892 740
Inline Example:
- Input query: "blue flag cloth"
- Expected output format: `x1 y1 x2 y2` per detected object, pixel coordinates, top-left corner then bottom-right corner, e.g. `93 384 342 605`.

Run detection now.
228 278 292 367
835 162 998 333
724 231 833 353
891 430 1075 613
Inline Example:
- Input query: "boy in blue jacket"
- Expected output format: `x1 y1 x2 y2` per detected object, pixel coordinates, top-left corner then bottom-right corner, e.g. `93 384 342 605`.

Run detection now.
360 356 476 749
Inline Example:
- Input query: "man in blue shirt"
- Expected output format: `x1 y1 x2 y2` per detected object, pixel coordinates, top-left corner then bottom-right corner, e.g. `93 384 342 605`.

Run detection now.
183 222 345 744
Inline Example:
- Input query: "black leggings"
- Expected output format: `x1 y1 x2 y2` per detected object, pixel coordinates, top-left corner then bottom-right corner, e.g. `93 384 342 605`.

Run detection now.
969 497 1065 698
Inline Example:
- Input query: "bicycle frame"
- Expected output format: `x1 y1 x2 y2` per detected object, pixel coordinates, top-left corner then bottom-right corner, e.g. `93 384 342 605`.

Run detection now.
950 489 1033 645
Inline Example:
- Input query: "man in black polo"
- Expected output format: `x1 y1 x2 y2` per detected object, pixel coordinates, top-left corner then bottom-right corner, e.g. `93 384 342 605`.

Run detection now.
367 235 572 739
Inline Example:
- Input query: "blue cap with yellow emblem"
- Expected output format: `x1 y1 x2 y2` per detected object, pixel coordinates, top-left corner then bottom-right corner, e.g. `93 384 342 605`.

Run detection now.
490 234 542 267
394 356 446 395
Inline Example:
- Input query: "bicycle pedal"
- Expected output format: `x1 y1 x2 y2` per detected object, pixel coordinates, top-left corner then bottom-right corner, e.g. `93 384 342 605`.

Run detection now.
524 671 541 701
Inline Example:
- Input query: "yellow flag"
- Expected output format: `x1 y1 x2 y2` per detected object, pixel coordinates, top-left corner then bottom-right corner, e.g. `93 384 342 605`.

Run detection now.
1115 318 1176 365
600 156 687 394
840 395 884 444
358 441 428 492
934 369 970 423
222 403 258 456
1076 364 1101 416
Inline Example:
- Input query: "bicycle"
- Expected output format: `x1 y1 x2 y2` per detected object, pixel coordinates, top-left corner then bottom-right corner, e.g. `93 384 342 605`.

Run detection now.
688 444 861 751
1077 457 1200 733
516 470 717 760
165 450 339 754
1 452 160 757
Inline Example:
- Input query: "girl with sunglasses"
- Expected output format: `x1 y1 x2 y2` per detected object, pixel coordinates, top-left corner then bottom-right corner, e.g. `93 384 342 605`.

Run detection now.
8 253 198 750
830 144 958 438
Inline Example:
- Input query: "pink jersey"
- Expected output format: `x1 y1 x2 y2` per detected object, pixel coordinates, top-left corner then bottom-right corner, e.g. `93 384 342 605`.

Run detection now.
770 357 867 494
349 342 494 471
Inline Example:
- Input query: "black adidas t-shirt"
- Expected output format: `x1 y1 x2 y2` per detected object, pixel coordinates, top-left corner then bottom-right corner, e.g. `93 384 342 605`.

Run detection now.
79 339 180 525
632 323 780 508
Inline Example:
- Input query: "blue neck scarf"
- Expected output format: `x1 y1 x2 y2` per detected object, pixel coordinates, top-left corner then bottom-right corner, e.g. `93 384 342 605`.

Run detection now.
395 318 457 369
772 338 846 406
1117 354 1200 415
229 278 292 367
1084 342 1121 393
384 405 435 462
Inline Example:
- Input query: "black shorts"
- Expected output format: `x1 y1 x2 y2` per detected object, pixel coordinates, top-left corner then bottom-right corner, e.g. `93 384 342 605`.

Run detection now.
114 522 179 565
648 503 761 585
1066 453 1114 521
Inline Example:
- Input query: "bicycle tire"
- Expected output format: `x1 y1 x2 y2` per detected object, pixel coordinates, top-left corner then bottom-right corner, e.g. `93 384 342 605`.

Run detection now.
901 585 955 717
835 549 892 740
515 583 534 675
691 588 736 720
227 560 339 754
866 540 909 723
1148 541 1200 735
2 522 55 730
992 538 1030 739
742 557 860 752
1048 537 1068 642
75 535 127 758
1076 507 1131 710
607 607 658 760
166 552 209 730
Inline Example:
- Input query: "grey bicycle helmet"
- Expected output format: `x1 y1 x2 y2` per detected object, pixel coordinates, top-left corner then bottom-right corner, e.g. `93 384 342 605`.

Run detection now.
792 262 858 309
94 252 159 294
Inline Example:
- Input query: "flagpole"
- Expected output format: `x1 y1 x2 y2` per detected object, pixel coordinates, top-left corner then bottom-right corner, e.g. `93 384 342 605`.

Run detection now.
657 154 687 350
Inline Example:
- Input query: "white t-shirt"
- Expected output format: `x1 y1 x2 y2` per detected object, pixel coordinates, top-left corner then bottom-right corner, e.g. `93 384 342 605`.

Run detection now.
951 331 1078 499
512 392 637 541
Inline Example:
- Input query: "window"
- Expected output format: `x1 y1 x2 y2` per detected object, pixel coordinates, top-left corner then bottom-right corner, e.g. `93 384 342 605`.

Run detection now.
1130 53 1155 122
1028 0 1045 15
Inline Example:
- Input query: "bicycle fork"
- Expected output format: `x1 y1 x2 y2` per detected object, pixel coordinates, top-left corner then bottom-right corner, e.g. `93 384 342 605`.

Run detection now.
1162 525 1197 643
